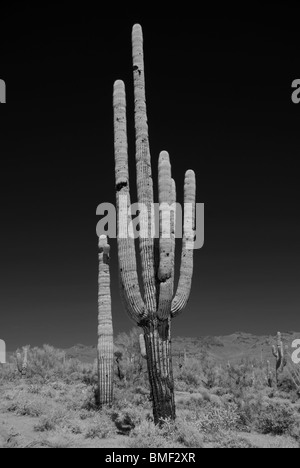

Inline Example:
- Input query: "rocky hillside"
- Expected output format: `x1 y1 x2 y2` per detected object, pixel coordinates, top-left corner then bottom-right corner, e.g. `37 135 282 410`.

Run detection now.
64 331 300 365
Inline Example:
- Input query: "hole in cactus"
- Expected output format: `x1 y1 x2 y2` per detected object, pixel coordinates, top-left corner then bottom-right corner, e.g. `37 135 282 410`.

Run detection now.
116 181 128 192
133 65 142 76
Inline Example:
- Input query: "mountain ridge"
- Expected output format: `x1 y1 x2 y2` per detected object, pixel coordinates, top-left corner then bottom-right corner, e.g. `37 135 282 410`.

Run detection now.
63 331 300 365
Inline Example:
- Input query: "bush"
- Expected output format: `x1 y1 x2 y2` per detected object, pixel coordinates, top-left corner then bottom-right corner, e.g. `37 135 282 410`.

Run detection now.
128 421 178 449
129 418 203 449
112 406 143 434
208 431 256 449
194 402 240 433
173 419 204 448
85 413 115 439
255 401 295 436
34 409 66 432
174 358 206 390
12 345 93 384
6 394 45 417
0 363 17 383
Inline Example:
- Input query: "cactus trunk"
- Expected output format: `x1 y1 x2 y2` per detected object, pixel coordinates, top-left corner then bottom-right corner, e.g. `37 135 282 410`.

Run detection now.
143 320 175 424
98 235 114 407
113 24 196 423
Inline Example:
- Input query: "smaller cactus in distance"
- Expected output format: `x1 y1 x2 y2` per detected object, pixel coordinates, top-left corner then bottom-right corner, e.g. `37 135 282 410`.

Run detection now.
17 347 28 377
272 332 286 385
98 235 114 407
178 349 187 369
267 360 273 388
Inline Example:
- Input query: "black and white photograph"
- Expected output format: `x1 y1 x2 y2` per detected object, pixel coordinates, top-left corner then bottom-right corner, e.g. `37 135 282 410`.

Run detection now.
1 9 300 452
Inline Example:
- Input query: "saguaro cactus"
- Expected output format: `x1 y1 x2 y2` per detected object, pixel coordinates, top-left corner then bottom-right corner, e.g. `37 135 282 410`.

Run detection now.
98 235 114 406
272 332 286 385
267 360 273 388
17 347 28 377
178 349 187 369
113 24 196 424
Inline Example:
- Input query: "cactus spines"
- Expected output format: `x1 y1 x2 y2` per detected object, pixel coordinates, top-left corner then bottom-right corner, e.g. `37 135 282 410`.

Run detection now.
113 24 196 424
98 235 114 407
272 332 286 385
17 347 28 377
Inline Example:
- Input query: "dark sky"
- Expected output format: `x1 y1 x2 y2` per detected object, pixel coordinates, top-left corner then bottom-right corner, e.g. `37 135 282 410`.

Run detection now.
1 11 299 350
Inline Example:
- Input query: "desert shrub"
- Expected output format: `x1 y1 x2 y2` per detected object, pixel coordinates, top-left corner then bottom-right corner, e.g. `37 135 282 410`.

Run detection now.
0 363 17 383
37 430 75 448
254 401 296 435
0 428 20 449
236 395 264 429
79 409 96 421
132 392 150 407
289 412 300 440
114 329 148 387
69 424 82 435
12 345 94 384
27 384 42 395
80 385 99 411
129 418 203 449
128 421 177 449
177 394 204 410
81 366 98 386
132 385 151 406
278 373 300 394
177 388 217 411
85 413 116 439
210 386 229 397
208 431 256 448
194 402 240 433
204 365 228 390
34 408 67 432
16 345 74 382
6 394 45 417
112 405 143 434
173 419 204 448
174 358 206 390
210 394 223 406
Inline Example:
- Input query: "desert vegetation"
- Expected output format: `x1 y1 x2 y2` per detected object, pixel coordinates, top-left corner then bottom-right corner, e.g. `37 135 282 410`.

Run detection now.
1 332 300 448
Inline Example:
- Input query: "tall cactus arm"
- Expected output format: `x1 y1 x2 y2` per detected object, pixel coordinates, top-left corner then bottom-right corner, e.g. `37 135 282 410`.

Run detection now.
172 170 196 318
158 151 175 320
132 24 157 316
113 80 147 324
171 179 177 293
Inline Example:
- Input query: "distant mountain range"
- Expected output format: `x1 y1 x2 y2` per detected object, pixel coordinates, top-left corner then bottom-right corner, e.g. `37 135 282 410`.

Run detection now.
64 331 300 365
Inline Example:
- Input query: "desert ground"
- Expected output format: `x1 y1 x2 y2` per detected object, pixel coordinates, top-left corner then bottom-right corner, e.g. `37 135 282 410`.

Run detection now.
1 330 300 448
